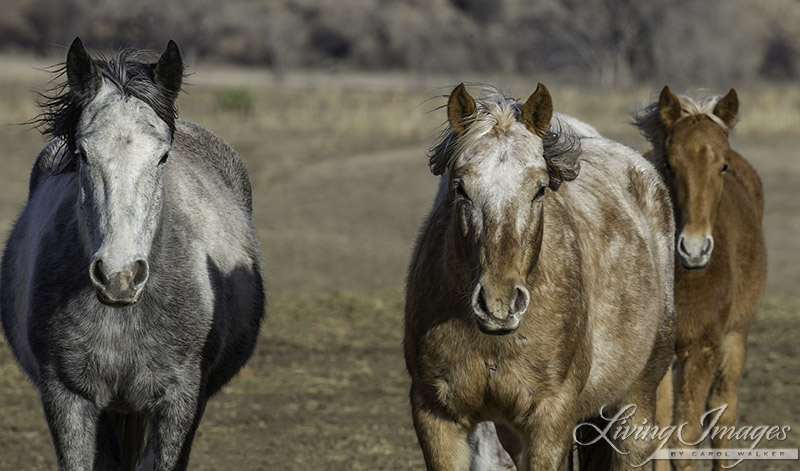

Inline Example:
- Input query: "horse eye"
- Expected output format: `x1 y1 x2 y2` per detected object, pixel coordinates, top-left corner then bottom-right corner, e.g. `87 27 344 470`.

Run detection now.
532 184 546 201
158 151 170 166
453 181 470 202
720 162 729 174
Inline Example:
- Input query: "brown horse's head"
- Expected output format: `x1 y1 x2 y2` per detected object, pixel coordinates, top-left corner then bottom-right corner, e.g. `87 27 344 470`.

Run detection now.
655 86 738 269
429 84 579 334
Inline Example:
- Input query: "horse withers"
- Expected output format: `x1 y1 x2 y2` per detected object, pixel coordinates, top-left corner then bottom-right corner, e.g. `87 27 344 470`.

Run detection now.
634 87 766 471
0 38 265 470
404 83 676 471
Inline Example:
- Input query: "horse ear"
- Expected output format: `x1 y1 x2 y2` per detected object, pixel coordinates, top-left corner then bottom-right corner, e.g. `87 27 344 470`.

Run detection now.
712 88 738 129
66 37 101 101
448 83 476 134
154 40 183 98
658 85 682 129
521 82 553 137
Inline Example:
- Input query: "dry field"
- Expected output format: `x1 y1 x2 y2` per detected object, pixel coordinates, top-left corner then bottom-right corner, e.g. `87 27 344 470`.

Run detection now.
0 56 798 470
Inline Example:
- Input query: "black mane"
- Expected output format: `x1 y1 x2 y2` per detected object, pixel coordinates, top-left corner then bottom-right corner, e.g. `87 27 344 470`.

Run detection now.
33 48 184 156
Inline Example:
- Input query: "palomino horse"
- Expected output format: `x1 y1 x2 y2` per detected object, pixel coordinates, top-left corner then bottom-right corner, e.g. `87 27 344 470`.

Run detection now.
404 83 676 471
634 87 766 471
0 38 265 470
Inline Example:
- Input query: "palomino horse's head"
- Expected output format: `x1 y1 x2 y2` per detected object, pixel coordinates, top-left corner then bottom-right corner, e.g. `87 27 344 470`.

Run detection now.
54 38 183 306
430 84 579 334
657 86 738 269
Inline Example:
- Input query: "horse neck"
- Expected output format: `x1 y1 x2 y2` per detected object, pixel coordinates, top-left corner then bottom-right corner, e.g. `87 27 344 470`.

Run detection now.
411 200 471 311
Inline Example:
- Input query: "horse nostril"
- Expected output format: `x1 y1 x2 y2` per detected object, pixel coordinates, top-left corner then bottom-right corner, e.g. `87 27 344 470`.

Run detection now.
677 234 688 256
701 236 714 256
90 258 107 287
475 285 489 315
513 286 529 315
132 259 149 288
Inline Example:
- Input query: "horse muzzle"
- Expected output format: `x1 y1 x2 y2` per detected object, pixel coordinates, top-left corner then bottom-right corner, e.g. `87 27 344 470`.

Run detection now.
471 282 529 335
89 258 149 307
677 232 714 269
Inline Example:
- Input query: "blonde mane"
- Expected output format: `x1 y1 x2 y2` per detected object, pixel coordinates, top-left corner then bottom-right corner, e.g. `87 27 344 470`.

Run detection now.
632 91 735 157
428 86 580 178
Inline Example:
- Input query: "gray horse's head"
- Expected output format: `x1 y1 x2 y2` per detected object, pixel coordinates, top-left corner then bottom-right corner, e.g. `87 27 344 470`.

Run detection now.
58 38 184 306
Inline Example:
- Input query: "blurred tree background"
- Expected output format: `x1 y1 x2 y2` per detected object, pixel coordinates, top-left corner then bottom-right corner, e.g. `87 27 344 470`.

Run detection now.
0 0 798 89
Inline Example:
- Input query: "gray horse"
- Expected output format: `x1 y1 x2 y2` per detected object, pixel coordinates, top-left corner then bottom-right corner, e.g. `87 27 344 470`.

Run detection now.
0 38 265 470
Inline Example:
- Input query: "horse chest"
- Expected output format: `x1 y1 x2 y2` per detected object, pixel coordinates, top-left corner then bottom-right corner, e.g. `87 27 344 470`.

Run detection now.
420 327 547 416
45 301 209 406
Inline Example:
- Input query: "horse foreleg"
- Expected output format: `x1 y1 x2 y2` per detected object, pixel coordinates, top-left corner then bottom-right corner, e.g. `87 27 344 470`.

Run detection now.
614 381 659 471
706 331 747 471
150 388 206 471
39 374 101 471
522 395 576 471
669 341 721 471
653 362 674 471
411 387 471 471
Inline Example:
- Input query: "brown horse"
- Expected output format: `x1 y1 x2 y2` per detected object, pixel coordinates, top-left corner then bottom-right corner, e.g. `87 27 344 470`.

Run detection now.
404 83 676 471
633 86 767 471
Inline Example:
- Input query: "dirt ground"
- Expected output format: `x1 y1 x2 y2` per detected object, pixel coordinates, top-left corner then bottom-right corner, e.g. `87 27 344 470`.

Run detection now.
0 57 797 470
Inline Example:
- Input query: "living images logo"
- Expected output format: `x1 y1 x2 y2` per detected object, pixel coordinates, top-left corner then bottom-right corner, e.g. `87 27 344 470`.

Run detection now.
573 404 797 468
